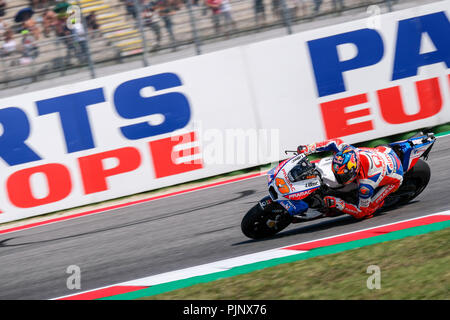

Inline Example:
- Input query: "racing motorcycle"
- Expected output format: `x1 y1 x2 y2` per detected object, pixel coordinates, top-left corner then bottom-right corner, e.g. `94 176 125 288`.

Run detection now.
241 132 436 239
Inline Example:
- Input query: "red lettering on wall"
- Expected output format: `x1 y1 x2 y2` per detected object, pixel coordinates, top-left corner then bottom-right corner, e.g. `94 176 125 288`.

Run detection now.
378 78 442 124
149 131 203 178
7 163 72 208
78 147 141 194
320 94 373 139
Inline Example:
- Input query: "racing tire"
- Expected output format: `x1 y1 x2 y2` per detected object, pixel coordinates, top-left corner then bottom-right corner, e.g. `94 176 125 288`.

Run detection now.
384 159 431 208
241 203 291 239
398 158 431 204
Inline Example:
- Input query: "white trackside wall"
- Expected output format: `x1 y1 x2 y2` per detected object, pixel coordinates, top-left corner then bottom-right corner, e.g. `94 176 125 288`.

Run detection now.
0 1 449 223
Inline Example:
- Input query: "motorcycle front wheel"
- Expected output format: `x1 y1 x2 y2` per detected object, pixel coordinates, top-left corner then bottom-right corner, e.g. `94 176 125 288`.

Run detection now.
241 203 291 239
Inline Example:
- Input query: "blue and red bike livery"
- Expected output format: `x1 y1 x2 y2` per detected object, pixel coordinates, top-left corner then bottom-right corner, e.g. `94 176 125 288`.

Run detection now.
241 133 436 239
298 139 406 219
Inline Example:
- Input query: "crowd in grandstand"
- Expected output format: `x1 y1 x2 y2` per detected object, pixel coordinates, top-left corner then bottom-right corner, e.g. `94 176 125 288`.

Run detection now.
128 0 327 44
0 0 348 68
0 0 99 66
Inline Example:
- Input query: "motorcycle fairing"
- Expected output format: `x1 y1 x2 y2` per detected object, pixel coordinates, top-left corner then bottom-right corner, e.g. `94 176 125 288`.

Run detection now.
389 135 435 172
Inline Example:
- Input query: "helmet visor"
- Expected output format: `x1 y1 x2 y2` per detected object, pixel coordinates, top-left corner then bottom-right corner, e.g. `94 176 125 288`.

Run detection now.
334 170 355 185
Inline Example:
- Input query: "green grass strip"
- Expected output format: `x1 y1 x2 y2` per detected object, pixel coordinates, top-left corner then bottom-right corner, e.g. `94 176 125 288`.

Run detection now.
435 130 450 137
100 219 450 300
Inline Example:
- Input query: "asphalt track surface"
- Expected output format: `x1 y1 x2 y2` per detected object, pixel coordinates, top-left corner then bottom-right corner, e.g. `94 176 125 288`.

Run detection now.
0 136 449 300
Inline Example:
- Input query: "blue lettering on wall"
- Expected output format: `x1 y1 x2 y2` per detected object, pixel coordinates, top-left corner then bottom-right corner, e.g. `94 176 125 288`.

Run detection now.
392 11 450 80
36 88 106 153
0 107 41 165
307 28 384 97
114 73 191 140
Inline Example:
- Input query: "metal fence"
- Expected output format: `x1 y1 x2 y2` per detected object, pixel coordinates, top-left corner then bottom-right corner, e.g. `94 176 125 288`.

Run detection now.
0 0 395 89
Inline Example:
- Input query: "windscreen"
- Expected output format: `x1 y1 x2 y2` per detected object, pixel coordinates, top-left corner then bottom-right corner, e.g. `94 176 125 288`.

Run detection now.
288 158 315 182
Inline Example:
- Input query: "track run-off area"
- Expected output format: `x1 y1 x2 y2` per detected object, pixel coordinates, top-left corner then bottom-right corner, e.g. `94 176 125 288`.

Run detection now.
0 135 449 300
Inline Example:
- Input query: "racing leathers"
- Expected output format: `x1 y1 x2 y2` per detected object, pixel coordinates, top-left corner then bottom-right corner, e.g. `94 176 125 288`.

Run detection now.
299 139 404 219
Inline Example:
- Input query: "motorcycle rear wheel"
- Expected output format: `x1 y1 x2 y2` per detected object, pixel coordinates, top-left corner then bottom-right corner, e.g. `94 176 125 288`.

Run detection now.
384 159 431 208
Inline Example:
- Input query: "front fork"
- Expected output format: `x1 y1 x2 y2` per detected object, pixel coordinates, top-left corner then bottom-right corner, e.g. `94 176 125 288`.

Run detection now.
258 196 292 227
261 195 325 224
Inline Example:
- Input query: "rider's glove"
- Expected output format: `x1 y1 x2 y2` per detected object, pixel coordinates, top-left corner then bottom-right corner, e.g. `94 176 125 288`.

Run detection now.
324 196 345 211
297 144 315 155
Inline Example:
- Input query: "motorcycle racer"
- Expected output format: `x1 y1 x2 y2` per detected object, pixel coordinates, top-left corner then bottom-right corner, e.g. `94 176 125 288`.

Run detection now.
297 139 404 219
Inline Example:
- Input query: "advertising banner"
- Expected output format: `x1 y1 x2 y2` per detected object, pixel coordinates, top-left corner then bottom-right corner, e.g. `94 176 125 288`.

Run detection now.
0 1 448 223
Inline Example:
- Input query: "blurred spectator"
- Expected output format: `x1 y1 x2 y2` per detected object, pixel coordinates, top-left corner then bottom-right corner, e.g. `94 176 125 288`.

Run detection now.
153 0 177 50
142 4 162 48
254 0 266 25
0 0 6 17
42 8 57 38
123 0 150 20
296 0 307 17
55 16 77 66
272 0 281 19
0 18 7 35
201 0 209 16
1 29 19 66
72 20 88 64
31 0 49 10
2 29 17 56
172 0 184 9
86 11 100 37
220 0 236 33
333 0 344 11
123 0 138 19
205 0 222 34
313 0 322 14
286 0 304 19
20 29 39 65
23 16 41 40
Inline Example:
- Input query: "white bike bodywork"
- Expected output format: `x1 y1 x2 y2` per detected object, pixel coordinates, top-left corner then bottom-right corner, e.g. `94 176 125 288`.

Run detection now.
241 133 436 239
267 154 357 220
